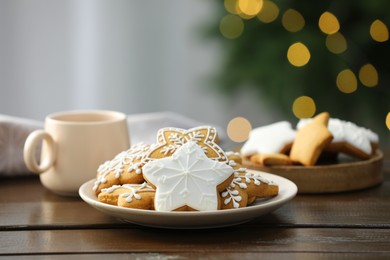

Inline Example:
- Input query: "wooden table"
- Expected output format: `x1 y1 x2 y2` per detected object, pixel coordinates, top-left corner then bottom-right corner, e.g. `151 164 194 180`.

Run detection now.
1 153 390 259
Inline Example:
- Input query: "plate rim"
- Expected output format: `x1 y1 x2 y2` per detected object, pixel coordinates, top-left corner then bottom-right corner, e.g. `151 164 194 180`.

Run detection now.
79 170 297 228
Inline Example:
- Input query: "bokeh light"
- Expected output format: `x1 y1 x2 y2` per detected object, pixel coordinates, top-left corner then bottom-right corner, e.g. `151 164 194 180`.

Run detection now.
220 15 244 39
318 11 340 35
326 32 347 54
292 96 316 119
237 0 263 17
282 9 305 32
224 0 239 14
370 19 389 42
287 42 311 67
359 63 378 87
227 117 252 143
336 69 357 94
386 112 390 130
257 0 279 24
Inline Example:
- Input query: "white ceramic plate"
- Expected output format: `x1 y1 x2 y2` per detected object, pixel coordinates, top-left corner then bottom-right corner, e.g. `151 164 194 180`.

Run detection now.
79 170 297 229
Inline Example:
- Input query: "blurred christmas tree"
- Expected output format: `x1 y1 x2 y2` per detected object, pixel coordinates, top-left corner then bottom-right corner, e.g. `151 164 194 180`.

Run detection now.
207 0 390 144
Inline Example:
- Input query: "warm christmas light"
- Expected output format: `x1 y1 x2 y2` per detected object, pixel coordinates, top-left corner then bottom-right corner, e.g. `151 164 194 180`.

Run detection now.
292 96 316 119
282 9 305 32
287 42 311 67
370 19 389 42
257 0 279 24
386 112 390 130
359 64 379 87
224 0 239 15
326 32 347 54
336 69 357 94
238 0 263 16
319 12 340 35
220 15 244 39
227 117 252 143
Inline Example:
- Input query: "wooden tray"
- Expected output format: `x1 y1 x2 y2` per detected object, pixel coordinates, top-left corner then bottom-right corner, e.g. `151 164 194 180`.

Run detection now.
242 150 384 194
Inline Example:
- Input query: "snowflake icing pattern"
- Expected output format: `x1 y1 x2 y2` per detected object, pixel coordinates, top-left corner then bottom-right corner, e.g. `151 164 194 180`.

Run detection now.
142 141 233 212
147 126 228 162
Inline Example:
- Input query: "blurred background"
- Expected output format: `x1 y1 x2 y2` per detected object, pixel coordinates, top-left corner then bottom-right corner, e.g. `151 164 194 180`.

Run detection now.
0 0 389 146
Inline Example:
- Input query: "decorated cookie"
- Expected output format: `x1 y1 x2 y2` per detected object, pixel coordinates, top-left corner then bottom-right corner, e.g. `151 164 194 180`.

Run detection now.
240 121 296 157
98 183 155 209
290 112 333 166
93 143 151 195
146 126 228 162
297 117 379 159
242 171 279 203
221 158 279 209
226 151 242 164
142 141 234 212
250 153 293 166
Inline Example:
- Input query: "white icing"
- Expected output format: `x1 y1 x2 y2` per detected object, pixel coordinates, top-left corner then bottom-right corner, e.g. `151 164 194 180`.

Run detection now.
240 121 296 156
221 188 242 208
120 183 155 202
242 171 274 185
221 166 275 208
226 151 240 157
142 141 234 212
221 168 247 209
101 182 155 202
93 143 150 191
150 126 228 162
297 118 378 155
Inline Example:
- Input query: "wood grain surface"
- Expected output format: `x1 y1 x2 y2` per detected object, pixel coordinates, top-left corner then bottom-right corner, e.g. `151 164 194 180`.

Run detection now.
0 151 389 258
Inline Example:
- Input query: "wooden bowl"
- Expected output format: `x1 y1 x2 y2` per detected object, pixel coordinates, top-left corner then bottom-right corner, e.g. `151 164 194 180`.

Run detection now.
242 150 384 194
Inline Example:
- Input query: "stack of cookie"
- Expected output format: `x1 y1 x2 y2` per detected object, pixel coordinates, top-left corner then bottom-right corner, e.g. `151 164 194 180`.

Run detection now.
93 126 279 212
241 112 379 167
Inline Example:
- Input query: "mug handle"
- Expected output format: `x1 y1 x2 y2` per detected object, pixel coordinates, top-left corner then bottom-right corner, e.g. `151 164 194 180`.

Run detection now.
23 130 56 174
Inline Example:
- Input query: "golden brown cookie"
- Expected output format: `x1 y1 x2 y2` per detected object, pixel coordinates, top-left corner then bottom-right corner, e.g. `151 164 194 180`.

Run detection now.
146 126 228 162
250 153 293 166
98 183 156 210
98 185 128 205
240 171 279 203
290 112 333 166
93 143 151 195
117 183 155 210
226 151 242 164
220 184 248 210
220 158 279 209
298 117 379 160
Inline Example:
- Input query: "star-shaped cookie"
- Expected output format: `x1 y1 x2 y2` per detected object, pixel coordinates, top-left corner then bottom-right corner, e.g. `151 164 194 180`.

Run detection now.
298 117 378 159
240 121 296 157
142 141 234 212
146 126 228 162
290 112 333 166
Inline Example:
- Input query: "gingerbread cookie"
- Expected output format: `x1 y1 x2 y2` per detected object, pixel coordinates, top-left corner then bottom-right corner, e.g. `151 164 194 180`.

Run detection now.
94 126 280 212
142 141 234 212
250 153 293 166
98 183 155 209
240 121 296 157
146 126 228 162
93 143 151 195
298 117 379 159
221 158 279 209
290 112 333 166
226 151 242 164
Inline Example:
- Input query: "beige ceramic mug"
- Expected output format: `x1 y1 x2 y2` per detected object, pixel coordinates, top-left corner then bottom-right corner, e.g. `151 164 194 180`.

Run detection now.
24 110 130 196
